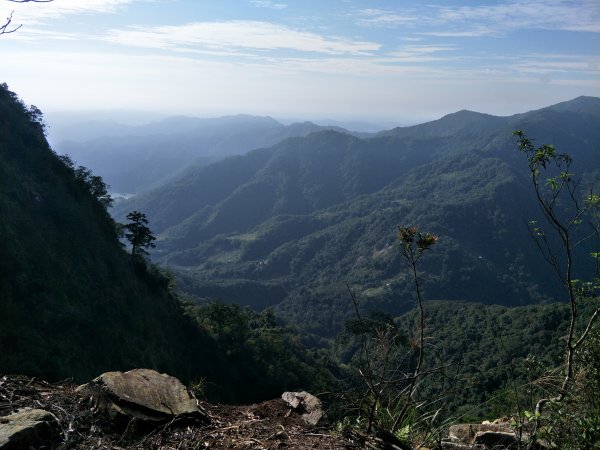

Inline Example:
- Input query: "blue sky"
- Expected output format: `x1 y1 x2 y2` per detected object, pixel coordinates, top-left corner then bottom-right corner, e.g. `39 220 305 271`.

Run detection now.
1 0 598 123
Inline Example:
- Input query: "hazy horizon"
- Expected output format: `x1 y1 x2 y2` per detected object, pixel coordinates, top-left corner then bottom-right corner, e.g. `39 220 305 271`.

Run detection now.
1 0 598 124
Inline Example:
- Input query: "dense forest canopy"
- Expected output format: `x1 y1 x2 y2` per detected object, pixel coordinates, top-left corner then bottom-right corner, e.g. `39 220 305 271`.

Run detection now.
115 96 600 337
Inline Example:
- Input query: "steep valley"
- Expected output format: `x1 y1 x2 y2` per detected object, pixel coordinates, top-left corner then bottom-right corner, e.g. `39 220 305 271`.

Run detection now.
115 96 600 337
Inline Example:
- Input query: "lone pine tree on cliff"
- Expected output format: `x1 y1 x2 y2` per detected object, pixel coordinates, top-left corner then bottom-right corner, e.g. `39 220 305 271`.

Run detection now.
124 211 156 257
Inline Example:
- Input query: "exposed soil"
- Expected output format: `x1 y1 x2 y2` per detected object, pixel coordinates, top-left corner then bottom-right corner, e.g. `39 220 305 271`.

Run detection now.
0 375 365 449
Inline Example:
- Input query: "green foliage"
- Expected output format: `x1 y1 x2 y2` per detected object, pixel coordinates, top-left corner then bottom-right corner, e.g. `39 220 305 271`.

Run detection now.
528 308 600 450
333 227 439 444
56 154 113 208
0 83 213 383
334 301 572 424
185 301 335 403
397 226 438 256
509 130 600 449
112 99 600 339
123 210 156 257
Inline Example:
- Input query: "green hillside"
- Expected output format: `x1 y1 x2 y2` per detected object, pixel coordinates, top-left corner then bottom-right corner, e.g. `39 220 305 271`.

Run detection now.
0 84 201 381
0 84 330 403
116 97 600 337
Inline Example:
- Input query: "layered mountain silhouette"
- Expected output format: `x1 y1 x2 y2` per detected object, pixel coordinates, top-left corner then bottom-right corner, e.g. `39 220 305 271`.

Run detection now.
55 115 355 194
116 97 600 336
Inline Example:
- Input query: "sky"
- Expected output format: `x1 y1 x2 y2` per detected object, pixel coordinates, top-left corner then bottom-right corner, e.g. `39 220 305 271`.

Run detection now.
1 0 599 124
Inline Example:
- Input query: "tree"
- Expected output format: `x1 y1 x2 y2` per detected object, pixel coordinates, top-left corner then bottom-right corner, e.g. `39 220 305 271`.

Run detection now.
56 155 113 209
123 211 156 257
514 130 600 413
73 165 113 208
341 226 439 443
1 0 53 36
393 226 437 431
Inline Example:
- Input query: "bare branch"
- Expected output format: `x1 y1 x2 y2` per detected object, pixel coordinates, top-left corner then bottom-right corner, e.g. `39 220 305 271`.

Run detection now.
573 307 600 350
0 10 21 34
1 0 53 36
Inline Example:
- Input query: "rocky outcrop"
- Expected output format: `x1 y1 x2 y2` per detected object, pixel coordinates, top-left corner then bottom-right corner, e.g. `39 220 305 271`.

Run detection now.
281 391 324 426
0 408 60 450
442 421 521 449
1 374 356 449
75 368 208 423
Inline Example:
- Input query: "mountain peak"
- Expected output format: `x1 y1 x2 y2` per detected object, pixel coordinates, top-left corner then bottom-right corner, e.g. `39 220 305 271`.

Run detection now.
546 96 600 114
378 108 506 139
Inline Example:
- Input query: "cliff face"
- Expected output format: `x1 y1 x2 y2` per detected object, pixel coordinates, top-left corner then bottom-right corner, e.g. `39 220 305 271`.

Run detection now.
0 83 210 383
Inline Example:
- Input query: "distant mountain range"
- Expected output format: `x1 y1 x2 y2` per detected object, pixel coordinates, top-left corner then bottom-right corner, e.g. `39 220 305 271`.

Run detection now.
114 97 600 337
52 114 365 194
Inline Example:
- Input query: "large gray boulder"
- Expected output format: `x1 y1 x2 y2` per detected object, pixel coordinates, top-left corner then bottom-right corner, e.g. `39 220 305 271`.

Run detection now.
76 368 208 423
281 391 323 426
0 408 60 450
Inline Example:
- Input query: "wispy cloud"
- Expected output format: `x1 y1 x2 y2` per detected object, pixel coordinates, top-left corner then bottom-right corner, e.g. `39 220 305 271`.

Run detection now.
354 8 418 28
508 54 600 76
248 0 287 10
103 21 380 55
429 0 600 35
389 45 457 57
354 1 600 35
4 0 134 24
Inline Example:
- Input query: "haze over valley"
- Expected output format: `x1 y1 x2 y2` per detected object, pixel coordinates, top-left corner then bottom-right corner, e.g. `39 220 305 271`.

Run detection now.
1 1 599 448
70 98 600 337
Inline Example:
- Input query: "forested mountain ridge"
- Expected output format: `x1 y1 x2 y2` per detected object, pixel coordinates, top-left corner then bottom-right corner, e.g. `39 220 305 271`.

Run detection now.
0 83 207 382
116 97 600 337
0 84 331 402
55 114 354 194
375 95 600 139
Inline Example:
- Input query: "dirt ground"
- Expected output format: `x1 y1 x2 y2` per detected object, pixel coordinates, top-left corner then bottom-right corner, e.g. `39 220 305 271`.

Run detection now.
0 375 366 449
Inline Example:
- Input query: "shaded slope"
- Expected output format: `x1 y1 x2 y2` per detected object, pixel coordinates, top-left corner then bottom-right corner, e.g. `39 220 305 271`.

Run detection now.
0 84 334 404
0 84 213 382
116 97 600 336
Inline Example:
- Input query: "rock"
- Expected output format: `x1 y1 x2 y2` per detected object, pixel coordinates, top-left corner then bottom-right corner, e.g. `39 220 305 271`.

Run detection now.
0 408 60 450
440 442 470 449
281 391 323 426
448 423 513 444
76 368 208 423
473 430 518 448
